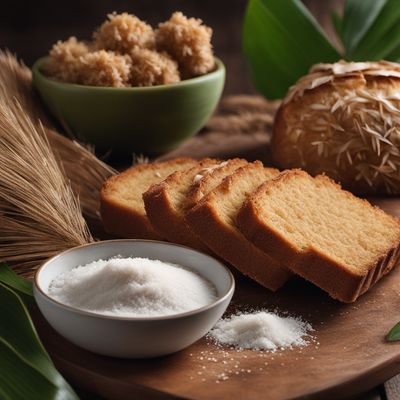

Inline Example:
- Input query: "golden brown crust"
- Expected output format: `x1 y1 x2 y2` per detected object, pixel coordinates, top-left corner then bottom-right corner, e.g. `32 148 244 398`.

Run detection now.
143 159 218 250
185 164 290 291
100 191 161 239
237 169 400 302
100 158 196 239
184 158 248 211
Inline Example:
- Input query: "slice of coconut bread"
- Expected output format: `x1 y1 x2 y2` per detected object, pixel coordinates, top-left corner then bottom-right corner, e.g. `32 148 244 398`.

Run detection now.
185 161 291 291
184 158 249 211
237 169 400 302
143 158 220 249
100 158 197 239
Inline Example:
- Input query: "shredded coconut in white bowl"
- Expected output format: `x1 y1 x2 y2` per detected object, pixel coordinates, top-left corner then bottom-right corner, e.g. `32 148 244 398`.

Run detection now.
209 310 314 351
48 257 217 317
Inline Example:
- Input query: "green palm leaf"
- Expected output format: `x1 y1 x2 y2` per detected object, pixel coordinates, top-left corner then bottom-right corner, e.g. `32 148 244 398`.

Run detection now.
387 321 400 342
0 338 65 400
340 0 387 57
0 264 33 297
0 281 78 399
242 0 340 99
350 0 400 60
243 0 400 99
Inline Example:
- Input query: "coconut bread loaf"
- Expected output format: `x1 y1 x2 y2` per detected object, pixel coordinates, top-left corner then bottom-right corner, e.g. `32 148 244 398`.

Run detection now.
186 161 291 291
237 169 400 302
272 61 400 195
143 158 220 249
100 158 197 239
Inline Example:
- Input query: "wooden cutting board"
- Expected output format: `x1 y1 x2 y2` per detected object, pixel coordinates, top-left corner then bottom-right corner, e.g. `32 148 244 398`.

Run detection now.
33 111 400 399
32 197 400 400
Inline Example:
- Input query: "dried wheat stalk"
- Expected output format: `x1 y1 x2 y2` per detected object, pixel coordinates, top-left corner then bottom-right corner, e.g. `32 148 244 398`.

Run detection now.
0 50 116 219
0 98 93 278
46 131 116 219
0 50 119 277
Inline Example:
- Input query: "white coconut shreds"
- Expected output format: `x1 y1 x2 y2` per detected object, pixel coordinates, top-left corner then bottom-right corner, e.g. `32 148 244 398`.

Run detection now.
208 310 314 351
48 257 217 317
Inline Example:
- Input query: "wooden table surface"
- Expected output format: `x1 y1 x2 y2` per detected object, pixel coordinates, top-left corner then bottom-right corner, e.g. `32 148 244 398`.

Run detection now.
70 375 400 400
69 352 400 400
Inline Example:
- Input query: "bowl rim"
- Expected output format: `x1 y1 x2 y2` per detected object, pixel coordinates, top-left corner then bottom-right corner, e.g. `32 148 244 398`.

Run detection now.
32 56 225 92
34 239 235 321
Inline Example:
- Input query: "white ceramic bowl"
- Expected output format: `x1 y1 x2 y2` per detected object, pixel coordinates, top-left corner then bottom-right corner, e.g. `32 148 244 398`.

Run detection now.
34 240 234 359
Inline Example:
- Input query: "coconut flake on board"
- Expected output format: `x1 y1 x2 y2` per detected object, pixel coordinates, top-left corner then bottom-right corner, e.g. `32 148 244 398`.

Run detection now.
208 310 314 351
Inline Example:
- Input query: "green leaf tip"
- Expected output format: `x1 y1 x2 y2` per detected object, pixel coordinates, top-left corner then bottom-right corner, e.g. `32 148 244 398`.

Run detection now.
386 321 400 342
0 264 33 297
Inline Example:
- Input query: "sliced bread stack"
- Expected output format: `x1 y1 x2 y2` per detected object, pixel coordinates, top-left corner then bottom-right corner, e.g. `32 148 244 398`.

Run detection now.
142 158 221 250
100 158 197 239
143 158 248 250
100 158 400 302
186 161 291 290
237 170 400 302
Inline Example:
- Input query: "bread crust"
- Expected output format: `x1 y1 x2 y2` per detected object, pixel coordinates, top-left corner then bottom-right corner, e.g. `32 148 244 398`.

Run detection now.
100 186 161 239
143 159 218 250
185 165 291 291
272 66 400 195
100 158 196 239
184 158 248 210
237 170 400 302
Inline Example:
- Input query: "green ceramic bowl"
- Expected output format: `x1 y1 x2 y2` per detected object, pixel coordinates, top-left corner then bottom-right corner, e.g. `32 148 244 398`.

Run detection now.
32 57 225 155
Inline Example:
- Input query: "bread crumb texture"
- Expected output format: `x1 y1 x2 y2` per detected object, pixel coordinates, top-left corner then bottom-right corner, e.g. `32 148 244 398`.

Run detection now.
249 170 400 275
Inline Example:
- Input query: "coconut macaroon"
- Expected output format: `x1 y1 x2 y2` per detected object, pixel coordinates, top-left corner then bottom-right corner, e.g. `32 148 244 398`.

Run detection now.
272 61 400 195
129 48 180 87
93 12 155 53
43 37 89 83
156 12 215 78
43 11 216 87
76 50 131 87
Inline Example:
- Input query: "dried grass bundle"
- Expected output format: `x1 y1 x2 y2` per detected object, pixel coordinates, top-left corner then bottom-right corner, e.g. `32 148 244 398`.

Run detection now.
0 50 116 219
0 50 121 277
0 99 93 278
46 131 116 219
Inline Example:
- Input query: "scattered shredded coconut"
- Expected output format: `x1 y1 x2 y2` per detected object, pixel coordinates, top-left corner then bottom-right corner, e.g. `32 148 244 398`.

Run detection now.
48 257 217 317
193 161 229 183
208 311 313 351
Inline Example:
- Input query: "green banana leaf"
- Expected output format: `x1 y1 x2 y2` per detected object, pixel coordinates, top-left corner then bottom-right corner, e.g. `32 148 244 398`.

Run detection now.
242 0 340 99
349 0 400 61
331 11 344 43
0 338 68 400
0 281 79 400
387 321 400 342
340 0 386 57
0 264 33 297
243 0 400 99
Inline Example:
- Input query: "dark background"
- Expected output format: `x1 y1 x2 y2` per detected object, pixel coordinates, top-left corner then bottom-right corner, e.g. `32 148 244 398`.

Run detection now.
1 0 342 94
